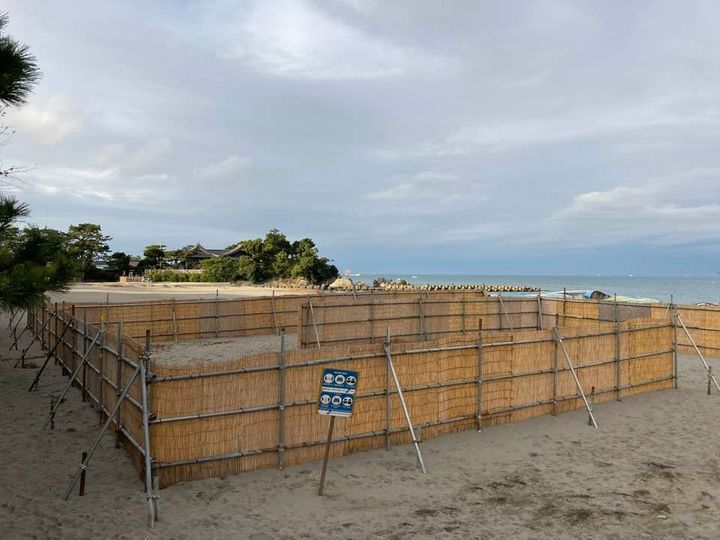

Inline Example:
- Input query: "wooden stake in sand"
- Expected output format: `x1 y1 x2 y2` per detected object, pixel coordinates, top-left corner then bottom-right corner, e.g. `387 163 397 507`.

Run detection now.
317 416 335 496
63 362 141 500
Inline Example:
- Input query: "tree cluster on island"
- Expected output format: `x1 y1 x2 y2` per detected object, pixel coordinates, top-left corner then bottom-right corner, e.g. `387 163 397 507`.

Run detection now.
141 229 339 285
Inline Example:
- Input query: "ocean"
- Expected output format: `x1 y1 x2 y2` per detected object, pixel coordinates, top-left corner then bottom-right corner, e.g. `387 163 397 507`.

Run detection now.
348 274 720 305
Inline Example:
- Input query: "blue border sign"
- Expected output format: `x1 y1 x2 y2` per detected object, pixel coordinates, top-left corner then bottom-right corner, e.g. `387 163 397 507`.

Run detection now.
318 368 358 417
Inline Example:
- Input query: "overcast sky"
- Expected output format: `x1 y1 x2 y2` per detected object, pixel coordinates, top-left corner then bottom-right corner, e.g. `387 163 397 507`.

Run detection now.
3 1 720 275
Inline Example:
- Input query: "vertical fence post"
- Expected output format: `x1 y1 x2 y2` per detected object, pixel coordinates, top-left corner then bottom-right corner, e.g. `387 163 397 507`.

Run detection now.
461 294 466 334
671 294 678 389
385 326 392 451
171 299 178 343
614 294 622 401
214 290 219 338
60 302 66 367
98 320 105 422
537 294 543 330
476 318 483 431
709 366 713 396
562 288 567 322
115 321 123 449
79 451 87 496
498 296 503 332
418 298 426 341
271 291 279 336
69 304 76 370
552 324 558 416
301 304 308 348
278 328 286 469
53 302 58 356
82 311 88 402
370 290 375 343
139 355 157 528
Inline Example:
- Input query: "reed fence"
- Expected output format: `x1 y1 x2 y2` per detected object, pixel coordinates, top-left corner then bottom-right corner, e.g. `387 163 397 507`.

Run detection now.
29 292 692 489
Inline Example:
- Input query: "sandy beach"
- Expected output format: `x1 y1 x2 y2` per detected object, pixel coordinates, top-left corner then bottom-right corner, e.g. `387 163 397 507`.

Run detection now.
47 282 318 305
2 311 720 539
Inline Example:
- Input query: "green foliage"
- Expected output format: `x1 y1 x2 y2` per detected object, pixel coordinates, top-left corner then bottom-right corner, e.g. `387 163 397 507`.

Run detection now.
289 237 339 284
0 199 74 311
0 12 41 107
66 223 111 276
201 256 242 282
107 251 131 275
146 269 194 282
141 244 166 269
236 238 267 282
142 229 338 285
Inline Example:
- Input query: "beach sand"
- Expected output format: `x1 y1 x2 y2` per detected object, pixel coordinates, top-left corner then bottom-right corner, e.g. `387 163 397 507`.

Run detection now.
2 313 720 538
152 334 298 365
47 282 317 305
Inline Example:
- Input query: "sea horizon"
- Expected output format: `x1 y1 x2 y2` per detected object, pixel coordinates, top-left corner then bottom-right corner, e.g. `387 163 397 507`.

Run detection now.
346 273 720 305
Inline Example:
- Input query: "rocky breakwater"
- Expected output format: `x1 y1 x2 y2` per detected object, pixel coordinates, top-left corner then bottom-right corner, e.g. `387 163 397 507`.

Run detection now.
327 277 539 293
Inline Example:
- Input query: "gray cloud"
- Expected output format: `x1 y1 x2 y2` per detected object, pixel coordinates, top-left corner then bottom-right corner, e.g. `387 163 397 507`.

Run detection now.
4 0 720 274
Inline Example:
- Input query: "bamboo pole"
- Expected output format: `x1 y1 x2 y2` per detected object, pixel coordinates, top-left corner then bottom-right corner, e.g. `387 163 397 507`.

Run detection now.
271 291 279 336
28 316 72 392
498 294 514 332
385 326 392 451
614 294 621 401
476 318 483 431
171 299 178 343
552 323 558 416
98 320 105 421
214 289 219 338
63 363 141 500
419 298 426 341
309 301 321 349
537 294 543 330
16 308 54 368
676 313 720 393
370 290 376 343
140 356 157 527
317 416 336 496
82 311 88 402
278 329 286 469
384 328 426 473
42 330 103 430
671 295 678 389
115 322 124 448
553 328 598 429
